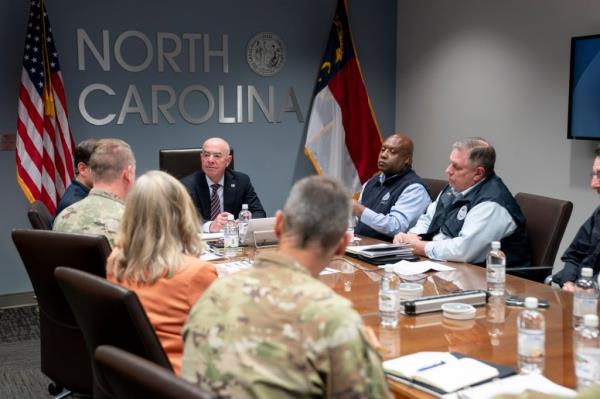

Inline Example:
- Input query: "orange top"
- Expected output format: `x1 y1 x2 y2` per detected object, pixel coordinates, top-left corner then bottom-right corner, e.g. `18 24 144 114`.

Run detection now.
108 255 217 375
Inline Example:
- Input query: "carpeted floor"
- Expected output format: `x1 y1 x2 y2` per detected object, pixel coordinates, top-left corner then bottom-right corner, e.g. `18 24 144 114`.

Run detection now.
0 305 53 399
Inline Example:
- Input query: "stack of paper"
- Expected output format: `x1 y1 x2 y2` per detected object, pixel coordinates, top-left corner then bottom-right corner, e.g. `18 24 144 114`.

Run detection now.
200 250 223 261
215 260 253 277
201 232 224 240
445 374 576 398
382 260 455 276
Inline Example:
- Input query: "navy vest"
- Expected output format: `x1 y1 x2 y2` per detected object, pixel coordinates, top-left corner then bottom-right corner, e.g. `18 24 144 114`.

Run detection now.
424 174 530 267
356 169 431 242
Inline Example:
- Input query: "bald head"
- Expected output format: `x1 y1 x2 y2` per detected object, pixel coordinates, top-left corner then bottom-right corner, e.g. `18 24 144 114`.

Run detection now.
201 137 232 182
202 138 231 156
377 134 414 176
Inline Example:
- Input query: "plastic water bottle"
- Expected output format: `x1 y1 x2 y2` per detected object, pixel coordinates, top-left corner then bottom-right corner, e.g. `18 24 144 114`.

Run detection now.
238 204 252 241
575 314 600 390
346 217 356 244
573 268 599 330
379 265 400 328
223 214 239 256
518 297 545 374
487 295 506 347
486 241 506 296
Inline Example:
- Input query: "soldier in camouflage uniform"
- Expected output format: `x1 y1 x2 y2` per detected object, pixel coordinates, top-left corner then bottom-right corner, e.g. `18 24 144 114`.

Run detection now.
53 138 135 247
181 176 392 399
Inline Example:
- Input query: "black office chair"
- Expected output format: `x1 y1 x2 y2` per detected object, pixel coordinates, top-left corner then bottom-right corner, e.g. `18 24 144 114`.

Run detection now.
159 147 234 179
27 200 53 230
55 267 173 399
95 346 215 399
422 178 447 200
507 192 573 283
11 229 111 398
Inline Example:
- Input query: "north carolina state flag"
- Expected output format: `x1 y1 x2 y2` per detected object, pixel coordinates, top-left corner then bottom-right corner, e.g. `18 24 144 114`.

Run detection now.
304 0 382 193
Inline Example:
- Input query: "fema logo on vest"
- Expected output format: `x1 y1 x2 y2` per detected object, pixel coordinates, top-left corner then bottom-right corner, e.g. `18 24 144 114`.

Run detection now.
457 205 468 220
381 192 391 204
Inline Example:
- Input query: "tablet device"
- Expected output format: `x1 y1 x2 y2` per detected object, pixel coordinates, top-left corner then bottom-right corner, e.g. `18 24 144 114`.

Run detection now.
242 217 277 247
345 252 420 265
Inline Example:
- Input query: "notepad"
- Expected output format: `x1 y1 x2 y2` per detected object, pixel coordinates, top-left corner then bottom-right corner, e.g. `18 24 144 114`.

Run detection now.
383 352 502 394
383 352 457 379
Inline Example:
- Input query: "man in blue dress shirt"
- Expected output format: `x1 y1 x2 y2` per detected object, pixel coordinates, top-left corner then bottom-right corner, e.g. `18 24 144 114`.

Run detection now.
353 134 432 242
54 138 97 220
394 138 530 267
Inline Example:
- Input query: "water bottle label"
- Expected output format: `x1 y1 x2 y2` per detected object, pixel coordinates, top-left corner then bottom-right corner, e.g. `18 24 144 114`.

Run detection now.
224 235 239 248
379 290 399 312
574 298 598 317
487 267 506 283
518 329 545 357
575 346 600 382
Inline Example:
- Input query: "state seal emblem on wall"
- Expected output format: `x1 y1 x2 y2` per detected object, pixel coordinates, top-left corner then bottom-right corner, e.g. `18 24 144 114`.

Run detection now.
246 32 286 76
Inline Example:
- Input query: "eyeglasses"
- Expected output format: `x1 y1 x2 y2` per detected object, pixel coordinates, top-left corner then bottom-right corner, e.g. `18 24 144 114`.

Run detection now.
201 151 224 160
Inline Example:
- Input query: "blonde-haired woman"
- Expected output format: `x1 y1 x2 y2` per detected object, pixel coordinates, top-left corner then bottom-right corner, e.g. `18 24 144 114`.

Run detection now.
107 170 217 375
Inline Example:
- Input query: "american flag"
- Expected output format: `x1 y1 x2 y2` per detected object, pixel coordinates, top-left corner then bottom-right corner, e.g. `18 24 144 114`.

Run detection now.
16 0 74 215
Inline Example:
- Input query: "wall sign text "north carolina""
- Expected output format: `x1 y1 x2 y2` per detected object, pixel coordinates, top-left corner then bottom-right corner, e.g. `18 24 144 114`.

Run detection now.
76 29 303 125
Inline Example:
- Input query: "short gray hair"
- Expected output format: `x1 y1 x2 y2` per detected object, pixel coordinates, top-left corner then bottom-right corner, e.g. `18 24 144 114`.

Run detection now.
282 175 350 251
453 137 495 176
89 139 135 183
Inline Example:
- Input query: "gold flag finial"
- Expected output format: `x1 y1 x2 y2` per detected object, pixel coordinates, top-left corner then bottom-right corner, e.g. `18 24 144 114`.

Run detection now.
43 86 55 117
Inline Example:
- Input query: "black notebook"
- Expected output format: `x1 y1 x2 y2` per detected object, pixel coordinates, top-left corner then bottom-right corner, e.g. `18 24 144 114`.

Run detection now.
345 251 419 265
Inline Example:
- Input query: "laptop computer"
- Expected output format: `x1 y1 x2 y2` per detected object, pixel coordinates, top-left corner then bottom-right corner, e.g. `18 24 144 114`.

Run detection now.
241 217 277 247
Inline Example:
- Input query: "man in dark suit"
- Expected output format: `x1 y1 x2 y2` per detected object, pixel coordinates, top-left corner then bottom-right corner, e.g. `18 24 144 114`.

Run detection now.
181 137 266 232
54 138 98 219
553 145 600 291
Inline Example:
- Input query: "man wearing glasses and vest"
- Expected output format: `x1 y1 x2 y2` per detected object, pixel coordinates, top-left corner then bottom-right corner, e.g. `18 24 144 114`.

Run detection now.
394 137 530 267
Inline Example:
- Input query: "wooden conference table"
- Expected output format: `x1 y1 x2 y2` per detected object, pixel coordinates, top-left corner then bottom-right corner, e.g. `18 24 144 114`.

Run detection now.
323 240 575 398
225 238 576 398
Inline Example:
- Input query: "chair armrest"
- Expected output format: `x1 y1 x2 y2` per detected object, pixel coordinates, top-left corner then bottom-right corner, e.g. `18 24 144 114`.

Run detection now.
506 266 554 285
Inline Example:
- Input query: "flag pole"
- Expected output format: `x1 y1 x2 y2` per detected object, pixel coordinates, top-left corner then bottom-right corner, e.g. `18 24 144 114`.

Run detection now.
39 0 55 118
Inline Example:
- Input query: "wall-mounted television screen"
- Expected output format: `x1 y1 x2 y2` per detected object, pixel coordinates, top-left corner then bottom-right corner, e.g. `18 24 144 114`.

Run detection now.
568 34 600 140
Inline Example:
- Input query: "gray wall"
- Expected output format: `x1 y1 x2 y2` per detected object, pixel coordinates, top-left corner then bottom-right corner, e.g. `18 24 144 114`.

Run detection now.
0 0 397 295
397 0 600 272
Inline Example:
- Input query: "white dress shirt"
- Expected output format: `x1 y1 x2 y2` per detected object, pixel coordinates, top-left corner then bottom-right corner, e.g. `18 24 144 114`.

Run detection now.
409 181 517 264
358 178 431 236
